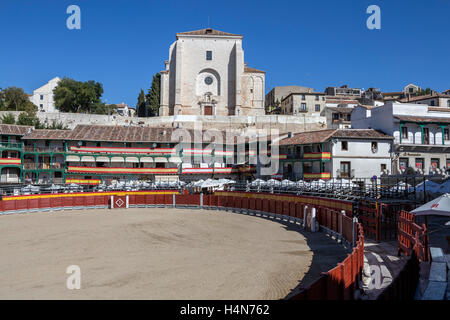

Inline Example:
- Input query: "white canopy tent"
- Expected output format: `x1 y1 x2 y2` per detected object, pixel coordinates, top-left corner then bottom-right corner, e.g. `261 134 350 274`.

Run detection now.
411 193 450 217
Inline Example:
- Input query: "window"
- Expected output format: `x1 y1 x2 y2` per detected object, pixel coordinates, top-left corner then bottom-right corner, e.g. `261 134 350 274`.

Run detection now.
301 95 305 100
315 95 319 101
315 104 320 112
401 126 408 139
409 87 414 93
40 95 43 100
444 128 449 141
206 51 212 60
431 158 440 169
381 164 387 171
371 141 378 153
204 76 213 85
399 158 409 170
340 162 351 177
447 100 450 107
301 103 306 111
341 141 348 151
415 158 424 170
430 100 435 106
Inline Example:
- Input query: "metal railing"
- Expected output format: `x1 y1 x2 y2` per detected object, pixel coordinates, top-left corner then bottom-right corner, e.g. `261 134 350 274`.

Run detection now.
230 176 429 201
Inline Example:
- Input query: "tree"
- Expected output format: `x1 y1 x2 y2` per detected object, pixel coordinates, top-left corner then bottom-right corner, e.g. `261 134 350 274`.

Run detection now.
1 113 16 124
0 87 37 113
53 77 105 113
416 88 432 96
145 73 160 117
16 111 42 128
136 89 147 117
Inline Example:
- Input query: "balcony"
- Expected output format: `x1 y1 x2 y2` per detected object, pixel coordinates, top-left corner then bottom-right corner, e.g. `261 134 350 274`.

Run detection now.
69 146 177 155
23 162 64 170
181 166 256 175
24 146 65 153
67 166 179 175
0 142 22 150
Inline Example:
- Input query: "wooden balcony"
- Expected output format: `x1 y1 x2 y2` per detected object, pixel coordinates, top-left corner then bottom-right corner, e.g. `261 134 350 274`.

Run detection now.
67 166 179 175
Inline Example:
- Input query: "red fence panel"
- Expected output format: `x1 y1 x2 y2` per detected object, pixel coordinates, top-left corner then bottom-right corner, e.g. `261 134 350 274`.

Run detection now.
51 196 63 208
39 197 52 208
85 196 95 207
135 195 146 205
72 195 85 207
3 200 16 211
16 199 28 211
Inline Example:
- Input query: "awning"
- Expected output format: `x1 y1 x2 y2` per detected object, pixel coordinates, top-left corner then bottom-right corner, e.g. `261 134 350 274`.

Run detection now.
154 157 168 163
96 156 110 162
81 156 95 162
66 155 80 162
126 157 139 163
111 156 124 163
140 157 153 163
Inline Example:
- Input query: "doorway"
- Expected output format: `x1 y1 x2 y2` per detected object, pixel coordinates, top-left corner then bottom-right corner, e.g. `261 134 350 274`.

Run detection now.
204 105 213 116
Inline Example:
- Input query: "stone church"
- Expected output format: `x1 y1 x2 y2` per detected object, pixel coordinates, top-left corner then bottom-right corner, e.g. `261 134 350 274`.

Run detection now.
159 28 265 117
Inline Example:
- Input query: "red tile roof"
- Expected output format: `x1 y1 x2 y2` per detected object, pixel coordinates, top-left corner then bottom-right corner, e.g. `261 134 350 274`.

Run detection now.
244 67 265 74
0 124 33 136
400 94 450 103
394 116 450 124
279 129 392 145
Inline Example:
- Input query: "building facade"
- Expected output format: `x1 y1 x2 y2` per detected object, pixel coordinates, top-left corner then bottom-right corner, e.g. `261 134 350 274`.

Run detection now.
280 91 326 117
265 86 314 113
278 129 393 180
0 124 278 185
159 28 265 117
352 102 450 175
29 77 61 113
324 85 362 98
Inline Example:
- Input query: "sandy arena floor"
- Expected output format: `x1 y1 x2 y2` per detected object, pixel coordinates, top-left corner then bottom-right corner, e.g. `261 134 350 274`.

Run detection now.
0 208 347 299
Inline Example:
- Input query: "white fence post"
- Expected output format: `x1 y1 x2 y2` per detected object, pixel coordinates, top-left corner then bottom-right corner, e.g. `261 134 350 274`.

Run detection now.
303 206 308 228
200 193 203 207
110 195 114 209
311 207 317 232
173 194 176 207
126 195 129 209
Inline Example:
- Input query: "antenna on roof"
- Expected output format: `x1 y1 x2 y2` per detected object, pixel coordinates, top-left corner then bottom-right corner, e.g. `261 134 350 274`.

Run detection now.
208 16 210 28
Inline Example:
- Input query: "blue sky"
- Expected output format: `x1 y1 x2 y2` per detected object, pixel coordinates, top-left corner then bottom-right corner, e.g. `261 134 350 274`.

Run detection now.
1 0 449 107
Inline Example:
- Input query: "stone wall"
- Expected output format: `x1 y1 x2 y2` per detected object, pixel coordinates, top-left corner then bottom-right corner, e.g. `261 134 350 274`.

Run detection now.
0 111 327 134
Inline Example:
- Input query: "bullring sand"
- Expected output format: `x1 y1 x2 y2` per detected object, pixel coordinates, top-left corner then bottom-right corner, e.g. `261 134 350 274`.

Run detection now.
0 208 346 299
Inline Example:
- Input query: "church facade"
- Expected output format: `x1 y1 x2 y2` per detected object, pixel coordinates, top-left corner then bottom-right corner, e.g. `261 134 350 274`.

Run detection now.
159 28 265 117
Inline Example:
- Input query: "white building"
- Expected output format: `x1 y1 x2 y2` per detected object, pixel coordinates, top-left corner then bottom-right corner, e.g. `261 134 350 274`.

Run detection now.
352 102 450 175
159 28 265 117
322 97 359 129
29 77 61 113
278 129 393 180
